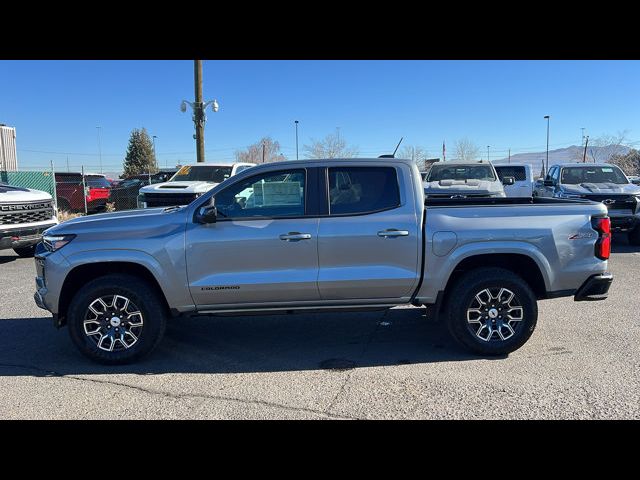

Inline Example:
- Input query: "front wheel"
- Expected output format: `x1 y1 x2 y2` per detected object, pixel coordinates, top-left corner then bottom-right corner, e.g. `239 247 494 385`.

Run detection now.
67 274 167 364
445 267 538 356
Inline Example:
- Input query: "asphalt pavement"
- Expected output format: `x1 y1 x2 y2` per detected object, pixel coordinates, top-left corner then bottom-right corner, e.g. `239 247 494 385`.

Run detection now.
0 235 638 419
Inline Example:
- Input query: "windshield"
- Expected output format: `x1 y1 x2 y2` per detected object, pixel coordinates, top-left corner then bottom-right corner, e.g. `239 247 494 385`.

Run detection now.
560 166 628 185
85 176 111 188
170 165 233 183
426 164 496 182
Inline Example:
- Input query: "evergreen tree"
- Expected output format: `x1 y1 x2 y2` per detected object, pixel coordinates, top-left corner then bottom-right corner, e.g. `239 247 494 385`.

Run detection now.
123 128 157 176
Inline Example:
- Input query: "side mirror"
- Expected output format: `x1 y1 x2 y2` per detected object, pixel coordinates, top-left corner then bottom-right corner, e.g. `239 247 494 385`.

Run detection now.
543 179 555 187
196 204 217 224
502 176 515 186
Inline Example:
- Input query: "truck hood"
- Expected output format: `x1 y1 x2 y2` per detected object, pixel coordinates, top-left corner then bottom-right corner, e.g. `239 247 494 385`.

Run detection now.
46 206 186 236
423 179 503 196
561 183 640 195
0 184 53 203
139 181 218 194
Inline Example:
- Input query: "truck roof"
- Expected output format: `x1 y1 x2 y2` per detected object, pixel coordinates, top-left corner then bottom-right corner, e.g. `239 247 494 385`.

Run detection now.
178 161 255 167
552 163 620 168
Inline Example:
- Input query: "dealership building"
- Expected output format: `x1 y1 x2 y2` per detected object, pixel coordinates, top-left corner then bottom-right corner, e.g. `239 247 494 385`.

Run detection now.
0 124 18 171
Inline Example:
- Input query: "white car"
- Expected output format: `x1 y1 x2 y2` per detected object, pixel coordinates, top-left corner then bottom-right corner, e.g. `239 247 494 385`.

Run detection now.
494 164 534 197
1 183 58 257
423 160 511 198
138 162 255 208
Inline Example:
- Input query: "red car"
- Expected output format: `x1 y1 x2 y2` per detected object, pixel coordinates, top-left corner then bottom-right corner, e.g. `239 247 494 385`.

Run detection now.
55 173 111 213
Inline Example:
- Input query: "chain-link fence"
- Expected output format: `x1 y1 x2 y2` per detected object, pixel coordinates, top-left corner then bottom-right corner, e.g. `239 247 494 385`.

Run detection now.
3 164 187 218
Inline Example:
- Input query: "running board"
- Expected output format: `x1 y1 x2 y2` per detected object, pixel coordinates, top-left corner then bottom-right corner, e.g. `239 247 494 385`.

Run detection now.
195 304 398 317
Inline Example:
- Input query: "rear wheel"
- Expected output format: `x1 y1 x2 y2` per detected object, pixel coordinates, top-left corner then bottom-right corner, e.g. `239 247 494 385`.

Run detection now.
13 245 36 257
445 267 538 356
628 226 640 246
67 274 167 364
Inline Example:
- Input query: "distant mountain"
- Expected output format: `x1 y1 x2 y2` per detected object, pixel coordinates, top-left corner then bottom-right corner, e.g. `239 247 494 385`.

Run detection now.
492 145 631 175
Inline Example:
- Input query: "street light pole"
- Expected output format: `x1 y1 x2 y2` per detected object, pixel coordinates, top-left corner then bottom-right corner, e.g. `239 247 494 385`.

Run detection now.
96 126 103 174
181 60 219 164
294 120 299 161
152 135 158 171
544 115 550 176
487 145 490 162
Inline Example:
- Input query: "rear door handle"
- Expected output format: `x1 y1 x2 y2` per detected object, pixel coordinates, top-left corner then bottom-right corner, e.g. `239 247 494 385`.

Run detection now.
279 232 312 241
378 229 409 237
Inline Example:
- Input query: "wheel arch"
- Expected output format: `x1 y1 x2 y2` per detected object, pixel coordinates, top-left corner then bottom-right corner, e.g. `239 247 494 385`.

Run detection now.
57 261 170 327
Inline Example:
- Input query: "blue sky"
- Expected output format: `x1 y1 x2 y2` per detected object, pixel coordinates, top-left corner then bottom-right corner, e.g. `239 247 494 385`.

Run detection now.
1 60 639 173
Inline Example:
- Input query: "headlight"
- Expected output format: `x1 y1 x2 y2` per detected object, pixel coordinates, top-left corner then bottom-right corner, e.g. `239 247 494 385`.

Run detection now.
43 234 76 252
555 191 583 199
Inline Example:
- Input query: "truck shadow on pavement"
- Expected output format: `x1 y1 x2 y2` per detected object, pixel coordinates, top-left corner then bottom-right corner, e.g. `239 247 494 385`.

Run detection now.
0 307 485 377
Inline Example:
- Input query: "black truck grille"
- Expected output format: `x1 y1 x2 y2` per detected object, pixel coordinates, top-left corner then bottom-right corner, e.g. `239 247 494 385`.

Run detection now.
584 195 637 210
0 202 54 225
144 193 198 207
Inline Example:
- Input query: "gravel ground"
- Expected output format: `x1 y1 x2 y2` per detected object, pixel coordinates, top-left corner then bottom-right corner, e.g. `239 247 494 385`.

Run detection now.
0 235 638 419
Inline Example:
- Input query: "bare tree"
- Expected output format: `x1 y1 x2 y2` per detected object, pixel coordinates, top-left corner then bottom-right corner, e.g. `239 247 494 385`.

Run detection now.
573 130 630 163
399 145 430 169
235 137 287 164
453 137 481 162
303 130 358 159
609 149 640 175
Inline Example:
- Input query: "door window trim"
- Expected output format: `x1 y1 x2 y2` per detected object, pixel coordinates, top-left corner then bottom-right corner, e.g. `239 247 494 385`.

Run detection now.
194 167 316 223
322 166 402 217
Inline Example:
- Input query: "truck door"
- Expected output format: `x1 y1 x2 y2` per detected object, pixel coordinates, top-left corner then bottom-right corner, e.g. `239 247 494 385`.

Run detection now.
317 165 420 301
185 168 321 307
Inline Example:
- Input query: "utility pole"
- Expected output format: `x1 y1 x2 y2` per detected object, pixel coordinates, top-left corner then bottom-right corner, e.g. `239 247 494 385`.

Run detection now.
194 60 205 163
581 127 585 146
583 136 589 162
66 156 70 172
262 141 266 163
294 120 299 161
487 145 490 162
508 148 511 164
181 60 218 164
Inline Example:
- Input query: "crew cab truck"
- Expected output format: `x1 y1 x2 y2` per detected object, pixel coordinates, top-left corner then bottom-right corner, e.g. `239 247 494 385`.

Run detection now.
535 163 640 244
1 183 58 257
34 158 613 364
137 162 255 208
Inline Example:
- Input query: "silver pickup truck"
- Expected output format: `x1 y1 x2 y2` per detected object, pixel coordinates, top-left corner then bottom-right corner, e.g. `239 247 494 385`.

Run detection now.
33 158 613 364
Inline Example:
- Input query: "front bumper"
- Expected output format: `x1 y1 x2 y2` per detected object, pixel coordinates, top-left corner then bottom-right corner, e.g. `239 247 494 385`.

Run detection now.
574 273 613 301
0 223 57 250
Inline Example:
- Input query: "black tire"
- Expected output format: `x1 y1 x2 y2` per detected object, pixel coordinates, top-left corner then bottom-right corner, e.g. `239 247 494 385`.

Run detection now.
13 245 36 257
628 226 640 246
67 273 167 364
445 267 538 356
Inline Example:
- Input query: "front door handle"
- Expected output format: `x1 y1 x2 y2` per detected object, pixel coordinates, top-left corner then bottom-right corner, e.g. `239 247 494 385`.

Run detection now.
279 232 312 241
378 229 409 237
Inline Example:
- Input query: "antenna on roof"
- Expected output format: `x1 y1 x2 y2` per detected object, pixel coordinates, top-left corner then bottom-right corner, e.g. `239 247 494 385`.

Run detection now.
378 137 404 158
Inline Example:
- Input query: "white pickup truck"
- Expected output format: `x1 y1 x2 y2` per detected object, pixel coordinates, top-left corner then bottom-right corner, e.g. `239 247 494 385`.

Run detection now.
138 162 255 208
0 183 58 257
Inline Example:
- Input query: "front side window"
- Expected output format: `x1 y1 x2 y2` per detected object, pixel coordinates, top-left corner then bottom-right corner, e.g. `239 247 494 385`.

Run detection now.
170 165 233 183
328 167 400 215
560 166 629 185
426 164 496 182
214 169 306 219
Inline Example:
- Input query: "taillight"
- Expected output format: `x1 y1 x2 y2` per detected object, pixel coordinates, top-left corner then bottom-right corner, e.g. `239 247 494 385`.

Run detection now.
592 217 611 260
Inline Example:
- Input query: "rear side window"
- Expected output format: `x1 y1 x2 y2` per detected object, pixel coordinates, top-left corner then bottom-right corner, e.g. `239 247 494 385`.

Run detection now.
328 167 400 215
495 166 527 181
